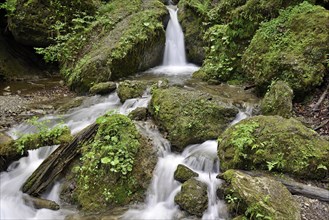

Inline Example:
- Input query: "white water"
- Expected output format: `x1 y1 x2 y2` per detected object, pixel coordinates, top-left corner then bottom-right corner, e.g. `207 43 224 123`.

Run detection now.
148 6 199 76
0 92 151 219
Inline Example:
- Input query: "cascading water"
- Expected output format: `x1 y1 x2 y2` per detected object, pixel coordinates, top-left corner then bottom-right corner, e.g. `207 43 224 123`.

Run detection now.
0 92 151 219
148 5 199 76
163 6 187 66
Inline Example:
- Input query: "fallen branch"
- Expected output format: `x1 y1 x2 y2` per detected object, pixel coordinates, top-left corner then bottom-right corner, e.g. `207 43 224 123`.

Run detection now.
22 123 99 196
23 195 60 210
311 84 329 111
314 119 329 131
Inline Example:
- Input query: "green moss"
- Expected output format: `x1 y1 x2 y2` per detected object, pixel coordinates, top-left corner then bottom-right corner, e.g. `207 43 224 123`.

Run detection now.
74 113 156 212
222 170 300 219
242 2 329 95
218 116 329 179
61 0 167 93
117 80 147 103
150 87 238 151
89 81 116 95
199 0 313 83
7 0 100 46
174 164 199 183
260 81 293 118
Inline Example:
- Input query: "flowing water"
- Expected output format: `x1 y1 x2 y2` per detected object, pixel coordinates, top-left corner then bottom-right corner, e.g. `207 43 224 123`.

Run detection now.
0 5 254 220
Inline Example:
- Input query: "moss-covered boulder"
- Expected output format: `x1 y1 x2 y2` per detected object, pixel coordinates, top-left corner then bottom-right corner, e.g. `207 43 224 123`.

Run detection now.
61 0 167 92
218 116 329 179
260 81 293 118
174 164 198 183
150 87 238 151
89 82 116 95
221 170 300 219
72 114 157 212
178 0 207 64
128 107 148 121
7 0 100 46
0 125 72 171
117 80 147 103
174 178 208 217
242 2 329 95
199 0 311 82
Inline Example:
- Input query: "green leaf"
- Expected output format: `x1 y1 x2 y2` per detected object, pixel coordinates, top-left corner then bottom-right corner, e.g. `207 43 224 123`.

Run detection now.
101 157 111 164
317 164 328 170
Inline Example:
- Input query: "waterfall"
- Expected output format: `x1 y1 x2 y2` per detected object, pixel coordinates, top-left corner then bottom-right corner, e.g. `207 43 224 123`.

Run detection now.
163 6 187 66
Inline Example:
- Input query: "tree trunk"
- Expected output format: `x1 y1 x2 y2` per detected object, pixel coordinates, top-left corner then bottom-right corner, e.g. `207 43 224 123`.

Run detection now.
23 195 60 210
22 123 98 196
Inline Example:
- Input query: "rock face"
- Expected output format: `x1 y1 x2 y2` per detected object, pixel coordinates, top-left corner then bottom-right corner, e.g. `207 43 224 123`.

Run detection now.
117 80 147 103
174 178 208 217
62 0 167 92
71 114 157 212
221 170 301 220
178 0 206 65
89 82 116 95
260 81 293 118
242 2 329 95
174 164 198 183
218 116 329 179
8 0 100 47
150 87 238 151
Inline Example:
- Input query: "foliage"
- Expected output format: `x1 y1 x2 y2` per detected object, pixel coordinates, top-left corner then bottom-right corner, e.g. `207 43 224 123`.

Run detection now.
0 0 17 15
74 113 143 210
242 2 329 95
198 0 309 83
14 116 71 154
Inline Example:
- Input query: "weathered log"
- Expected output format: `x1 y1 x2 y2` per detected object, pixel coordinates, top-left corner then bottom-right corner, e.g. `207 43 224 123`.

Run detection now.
23 195 60 210
219 170 329 202
22 123 99 196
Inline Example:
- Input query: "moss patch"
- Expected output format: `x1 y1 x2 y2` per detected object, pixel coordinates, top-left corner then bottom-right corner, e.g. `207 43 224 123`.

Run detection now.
150 87 238 151
242 2 329 95
73 113 156 212
218 115 329 179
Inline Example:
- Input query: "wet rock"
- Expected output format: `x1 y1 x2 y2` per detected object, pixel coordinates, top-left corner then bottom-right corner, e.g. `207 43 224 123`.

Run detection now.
174 164 198 183
128 107 148 121
218 115 329 179
261 81 293 118
150 87 238 151
174 178 208 217
117 80 147 103
89 82 117 95
222 170 300 219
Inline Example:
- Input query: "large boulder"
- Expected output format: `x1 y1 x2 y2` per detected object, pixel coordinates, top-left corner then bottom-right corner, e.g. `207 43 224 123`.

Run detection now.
260 81 293 118
62 0 167 92
178 0 207 65
174 178 208 217
242 2 329 95
198 0 311 82
7 0 100 47
221 170 300 219
149 87 238 151
218 115 329 179
70 114 157 212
